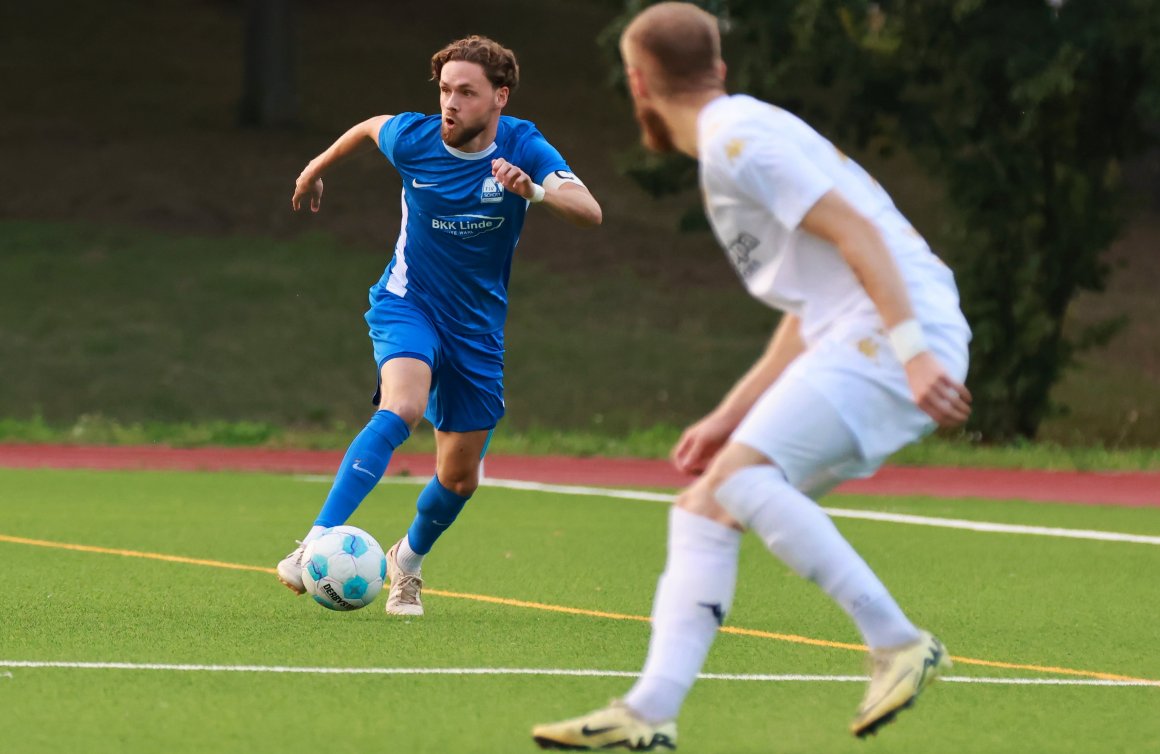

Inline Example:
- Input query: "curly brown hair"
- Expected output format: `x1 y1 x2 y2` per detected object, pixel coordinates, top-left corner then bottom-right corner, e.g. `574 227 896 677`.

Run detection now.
430 36 520 92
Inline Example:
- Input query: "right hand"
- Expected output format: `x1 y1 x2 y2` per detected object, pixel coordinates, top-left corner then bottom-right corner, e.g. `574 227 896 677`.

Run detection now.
292 169 324 213
904 351 972 427
671 411 737 476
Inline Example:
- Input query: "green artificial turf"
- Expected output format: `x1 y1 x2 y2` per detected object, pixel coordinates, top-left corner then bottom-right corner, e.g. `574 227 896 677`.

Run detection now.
2 468 1158 753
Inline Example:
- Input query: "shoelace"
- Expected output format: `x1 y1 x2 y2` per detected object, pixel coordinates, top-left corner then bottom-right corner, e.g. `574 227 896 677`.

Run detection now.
289 540 306 566
393 572 423 604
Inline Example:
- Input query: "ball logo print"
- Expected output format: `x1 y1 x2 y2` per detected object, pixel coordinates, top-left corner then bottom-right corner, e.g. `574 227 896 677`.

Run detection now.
301 526 387 611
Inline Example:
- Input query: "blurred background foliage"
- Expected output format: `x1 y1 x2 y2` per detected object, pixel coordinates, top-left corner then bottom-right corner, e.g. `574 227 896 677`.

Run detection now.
1 0 1157 450
602 0 1160 441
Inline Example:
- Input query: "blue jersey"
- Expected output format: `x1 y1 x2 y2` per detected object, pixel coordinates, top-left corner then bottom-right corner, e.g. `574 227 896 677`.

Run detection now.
377 113 572 334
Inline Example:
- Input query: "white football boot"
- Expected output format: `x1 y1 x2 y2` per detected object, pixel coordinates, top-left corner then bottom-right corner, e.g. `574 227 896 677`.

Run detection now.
532 700 677 751
385 538 424 616
275 541 307 595
850 629 952 737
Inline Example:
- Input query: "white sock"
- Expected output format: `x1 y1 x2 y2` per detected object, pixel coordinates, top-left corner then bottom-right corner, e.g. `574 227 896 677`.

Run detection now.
624 507 741 723
303 525 327 544
396 535 424 574
717 466 920 650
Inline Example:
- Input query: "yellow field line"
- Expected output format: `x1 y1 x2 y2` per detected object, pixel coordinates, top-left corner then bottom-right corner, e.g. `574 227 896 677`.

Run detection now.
0 534 274 574
2 533 1153 685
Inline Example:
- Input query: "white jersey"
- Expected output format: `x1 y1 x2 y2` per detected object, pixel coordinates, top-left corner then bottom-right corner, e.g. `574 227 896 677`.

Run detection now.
698 94 970 346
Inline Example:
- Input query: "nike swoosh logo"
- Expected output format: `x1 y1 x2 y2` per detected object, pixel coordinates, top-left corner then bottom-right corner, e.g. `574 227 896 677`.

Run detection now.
412 179 438 188
351 461 376 478
581 725 619 737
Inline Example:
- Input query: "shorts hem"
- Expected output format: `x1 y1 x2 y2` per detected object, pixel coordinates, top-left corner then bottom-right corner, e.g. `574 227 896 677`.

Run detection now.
377 352 434 370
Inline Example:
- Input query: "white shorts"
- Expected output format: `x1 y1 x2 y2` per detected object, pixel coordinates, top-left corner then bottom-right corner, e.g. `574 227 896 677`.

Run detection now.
732 319 969 499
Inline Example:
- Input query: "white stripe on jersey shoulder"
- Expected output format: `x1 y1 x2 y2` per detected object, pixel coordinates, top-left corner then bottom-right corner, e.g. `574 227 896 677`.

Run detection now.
443 141 498 160
543 170 586 190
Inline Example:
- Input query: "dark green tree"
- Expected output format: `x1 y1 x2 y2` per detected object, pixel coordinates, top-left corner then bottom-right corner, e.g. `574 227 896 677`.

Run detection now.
605 0 1160 441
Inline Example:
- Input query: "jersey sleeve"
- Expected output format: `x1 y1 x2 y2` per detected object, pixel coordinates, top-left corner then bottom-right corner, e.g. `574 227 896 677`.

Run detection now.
378 112 423 168
731 135 834 230
516 127 572 185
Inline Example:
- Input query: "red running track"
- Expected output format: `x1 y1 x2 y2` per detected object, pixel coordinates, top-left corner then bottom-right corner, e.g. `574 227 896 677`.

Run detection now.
1 443 1157 507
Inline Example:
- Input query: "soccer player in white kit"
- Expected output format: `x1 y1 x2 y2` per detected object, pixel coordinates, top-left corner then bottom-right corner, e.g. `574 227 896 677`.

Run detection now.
532 3 972 750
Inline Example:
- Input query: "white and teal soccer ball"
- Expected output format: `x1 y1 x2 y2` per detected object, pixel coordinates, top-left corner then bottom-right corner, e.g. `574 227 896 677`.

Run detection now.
301 526 387 611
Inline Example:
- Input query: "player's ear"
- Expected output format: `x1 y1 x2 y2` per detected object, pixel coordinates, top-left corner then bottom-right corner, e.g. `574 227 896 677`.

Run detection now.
626 66 649 100
495 86 509 109
716 59 727 85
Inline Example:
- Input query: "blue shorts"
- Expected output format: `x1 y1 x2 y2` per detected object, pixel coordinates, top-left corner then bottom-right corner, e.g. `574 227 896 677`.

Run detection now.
365 285 505 433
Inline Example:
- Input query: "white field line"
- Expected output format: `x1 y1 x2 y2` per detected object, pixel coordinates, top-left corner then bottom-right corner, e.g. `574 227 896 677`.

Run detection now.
0 658 1155 682
295 475 1160 547
1 661 1157 687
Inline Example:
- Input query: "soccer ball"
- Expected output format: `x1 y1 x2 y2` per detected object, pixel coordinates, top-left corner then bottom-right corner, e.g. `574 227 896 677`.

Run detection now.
301 526 387 611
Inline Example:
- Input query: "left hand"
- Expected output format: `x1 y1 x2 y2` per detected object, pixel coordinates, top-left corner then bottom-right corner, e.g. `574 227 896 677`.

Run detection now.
292 166 324 213
904 352 972 427
491 158 536 200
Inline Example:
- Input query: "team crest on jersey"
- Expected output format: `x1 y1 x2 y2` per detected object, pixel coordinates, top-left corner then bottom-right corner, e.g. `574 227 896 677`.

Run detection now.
431 214 506 239
480 177 505 204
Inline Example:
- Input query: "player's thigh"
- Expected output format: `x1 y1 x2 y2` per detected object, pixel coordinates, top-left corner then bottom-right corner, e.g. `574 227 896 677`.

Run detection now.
433 428 491 496
365 289 439 425
731 364 867 494
378 357 433 426
779 323 962 466
425 328 505 434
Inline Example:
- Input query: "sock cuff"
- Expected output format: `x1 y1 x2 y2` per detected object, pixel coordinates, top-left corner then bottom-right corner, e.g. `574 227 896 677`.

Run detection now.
715 464 789 528
366 410 411 448
428 475 471 504
669 506 742 550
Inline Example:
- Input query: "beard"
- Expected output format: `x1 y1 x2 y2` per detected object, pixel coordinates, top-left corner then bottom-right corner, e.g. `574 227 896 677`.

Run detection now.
441 117 487 149
633 101 676 154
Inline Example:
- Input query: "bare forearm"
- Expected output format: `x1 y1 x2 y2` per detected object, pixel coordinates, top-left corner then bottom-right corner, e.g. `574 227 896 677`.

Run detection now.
837 221 915 330
304 115 389 178
799 191 916 331
541 185 602 228
713 314 805 425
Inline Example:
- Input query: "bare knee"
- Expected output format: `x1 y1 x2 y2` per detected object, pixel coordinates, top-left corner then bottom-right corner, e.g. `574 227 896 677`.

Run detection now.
436 463 479 497
675 477 742 529
377 357 432 429
377 398 425 430
676 456 782 530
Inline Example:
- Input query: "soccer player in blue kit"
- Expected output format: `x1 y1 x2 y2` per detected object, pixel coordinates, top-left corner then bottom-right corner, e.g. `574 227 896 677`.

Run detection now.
277 36 602 615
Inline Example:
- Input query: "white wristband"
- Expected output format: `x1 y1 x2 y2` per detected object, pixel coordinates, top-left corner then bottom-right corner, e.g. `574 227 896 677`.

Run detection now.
888 319 929 364
529 183 546 203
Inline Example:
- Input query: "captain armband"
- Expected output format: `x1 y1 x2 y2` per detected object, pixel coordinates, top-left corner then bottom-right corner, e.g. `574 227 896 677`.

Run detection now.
542 170 586 191
531 170 586 205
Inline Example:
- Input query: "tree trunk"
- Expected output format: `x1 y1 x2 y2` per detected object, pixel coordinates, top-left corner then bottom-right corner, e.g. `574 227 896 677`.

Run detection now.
239 0 298 128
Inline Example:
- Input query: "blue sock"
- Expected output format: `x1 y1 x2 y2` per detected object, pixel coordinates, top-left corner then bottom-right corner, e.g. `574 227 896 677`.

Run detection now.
406 476 470 554
314 410 410 528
